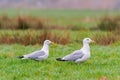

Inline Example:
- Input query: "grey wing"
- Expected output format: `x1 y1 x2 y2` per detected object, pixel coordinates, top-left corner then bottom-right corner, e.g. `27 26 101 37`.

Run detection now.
63 50 84 61
26 50 46 59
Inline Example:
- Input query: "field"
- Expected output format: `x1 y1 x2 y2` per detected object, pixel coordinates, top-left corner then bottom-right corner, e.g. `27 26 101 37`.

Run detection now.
0 43 120 80
0 9 120 80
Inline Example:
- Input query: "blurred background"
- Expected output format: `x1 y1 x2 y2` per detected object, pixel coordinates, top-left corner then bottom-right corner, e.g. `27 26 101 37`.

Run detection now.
0 0 120 45
0 0 120 9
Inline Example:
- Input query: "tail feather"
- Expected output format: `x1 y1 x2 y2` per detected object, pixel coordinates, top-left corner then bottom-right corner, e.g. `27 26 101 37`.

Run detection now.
56 58 67 61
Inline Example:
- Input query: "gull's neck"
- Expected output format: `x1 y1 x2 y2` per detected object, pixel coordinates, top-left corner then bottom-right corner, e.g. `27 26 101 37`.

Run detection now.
41 43 49 52
82 43 90 52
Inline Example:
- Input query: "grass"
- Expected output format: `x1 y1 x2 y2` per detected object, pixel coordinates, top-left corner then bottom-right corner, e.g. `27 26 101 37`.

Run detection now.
0 30 107 45
0 9 120 80
1 9 120 17
1 9 120 28
0 30 71 45
0 44 120 80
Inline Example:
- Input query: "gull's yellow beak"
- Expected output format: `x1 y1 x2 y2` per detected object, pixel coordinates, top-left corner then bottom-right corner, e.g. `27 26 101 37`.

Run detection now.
91 40 95 43
51 42 62 46
51 42 55 44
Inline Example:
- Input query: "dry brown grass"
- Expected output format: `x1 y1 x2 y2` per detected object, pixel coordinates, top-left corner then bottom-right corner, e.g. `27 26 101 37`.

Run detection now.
0 15 44 30
17 16 44 29
0 30 71 45
38 30 71 45
0 15 87 31
93 32 120 45
98 16 120 31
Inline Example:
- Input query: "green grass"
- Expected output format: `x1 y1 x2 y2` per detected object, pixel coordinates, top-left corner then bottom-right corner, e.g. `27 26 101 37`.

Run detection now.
1 9 120 18
0 44 120 80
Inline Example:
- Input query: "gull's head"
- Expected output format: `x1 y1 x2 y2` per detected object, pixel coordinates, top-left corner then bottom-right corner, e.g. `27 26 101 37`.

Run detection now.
44 40 52 45
83 38 95 44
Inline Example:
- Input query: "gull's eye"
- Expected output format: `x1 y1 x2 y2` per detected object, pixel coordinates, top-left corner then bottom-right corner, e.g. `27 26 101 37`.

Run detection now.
86 39 89 41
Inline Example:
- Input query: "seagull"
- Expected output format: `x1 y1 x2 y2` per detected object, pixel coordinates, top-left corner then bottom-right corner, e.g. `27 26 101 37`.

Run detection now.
56 38 94 63
17 40 53 61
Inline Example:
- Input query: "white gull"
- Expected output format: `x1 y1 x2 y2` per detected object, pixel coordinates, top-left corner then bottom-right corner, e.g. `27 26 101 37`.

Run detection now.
56 38 94 63
18 40 53 61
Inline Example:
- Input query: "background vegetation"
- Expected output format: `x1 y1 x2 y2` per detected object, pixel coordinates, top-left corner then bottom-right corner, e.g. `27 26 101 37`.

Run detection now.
0 9 120 80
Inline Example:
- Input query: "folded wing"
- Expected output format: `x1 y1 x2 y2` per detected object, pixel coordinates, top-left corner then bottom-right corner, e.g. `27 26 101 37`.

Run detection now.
26 50 46 59
63 50 84 61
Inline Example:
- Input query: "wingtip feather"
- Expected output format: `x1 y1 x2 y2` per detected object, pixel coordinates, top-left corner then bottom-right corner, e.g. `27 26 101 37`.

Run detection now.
56 58 67 61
